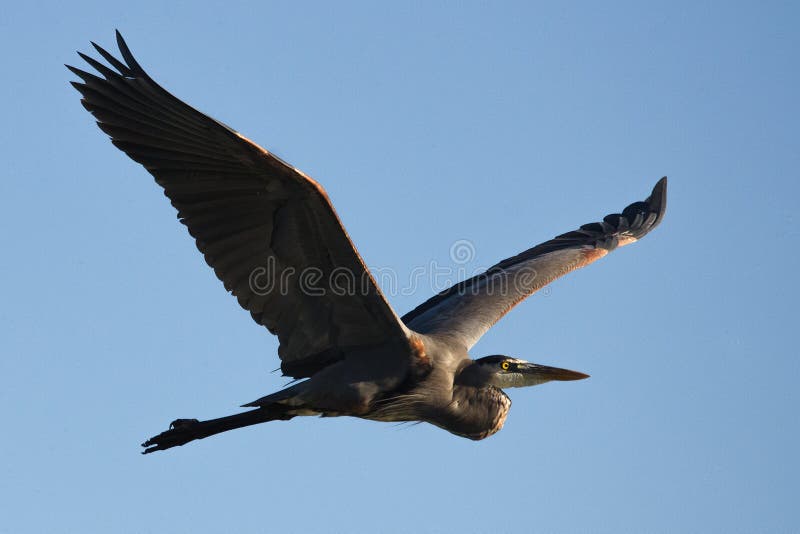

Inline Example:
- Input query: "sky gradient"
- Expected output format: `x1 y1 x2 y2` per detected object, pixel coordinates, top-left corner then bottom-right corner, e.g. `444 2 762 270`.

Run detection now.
2 1 798 532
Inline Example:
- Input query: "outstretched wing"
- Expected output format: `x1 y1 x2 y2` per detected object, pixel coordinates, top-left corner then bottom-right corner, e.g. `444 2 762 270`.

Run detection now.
402 178 667 350
68 31 409 378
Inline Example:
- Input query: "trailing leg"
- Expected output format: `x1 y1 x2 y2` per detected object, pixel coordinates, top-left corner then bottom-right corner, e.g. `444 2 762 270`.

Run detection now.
141 405 295 454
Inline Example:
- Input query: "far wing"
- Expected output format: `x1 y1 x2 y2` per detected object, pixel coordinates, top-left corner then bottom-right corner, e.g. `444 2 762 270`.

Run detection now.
402 178 667 350
69 32 409 378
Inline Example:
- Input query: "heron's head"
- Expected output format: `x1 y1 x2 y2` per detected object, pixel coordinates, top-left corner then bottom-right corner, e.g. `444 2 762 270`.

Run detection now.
458 355 589 389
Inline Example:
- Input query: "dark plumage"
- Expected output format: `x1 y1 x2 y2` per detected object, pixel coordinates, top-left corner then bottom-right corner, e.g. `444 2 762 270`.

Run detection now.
68 32 666 453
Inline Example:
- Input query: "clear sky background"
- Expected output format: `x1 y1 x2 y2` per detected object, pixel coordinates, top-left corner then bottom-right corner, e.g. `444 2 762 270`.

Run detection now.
1 1 798 533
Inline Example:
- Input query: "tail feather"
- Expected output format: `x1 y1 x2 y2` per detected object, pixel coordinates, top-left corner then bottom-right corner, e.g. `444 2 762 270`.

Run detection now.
141 405 294 454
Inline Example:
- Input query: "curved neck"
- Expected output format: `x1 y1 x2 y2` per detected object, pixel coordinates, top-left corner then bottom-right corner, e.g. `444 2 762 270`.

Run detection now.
430 384 511 440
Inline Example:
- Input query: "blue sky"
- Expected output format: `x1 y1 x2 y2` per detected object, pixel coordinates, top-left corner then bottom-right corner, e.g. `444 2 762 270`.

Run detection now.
2 1 798 532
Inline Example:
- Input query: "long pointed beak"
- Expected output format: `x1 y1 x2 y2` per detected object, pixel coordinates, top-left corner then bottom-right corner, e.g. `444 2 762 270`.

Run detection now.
521 363 590 382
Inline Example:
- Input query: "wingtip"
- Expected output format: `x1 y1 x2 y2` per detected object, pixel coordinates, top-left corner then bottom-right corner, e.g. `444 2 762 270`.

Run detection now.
65 65 85 87
648 176 668 224
114 29 144 74
654 176 667 195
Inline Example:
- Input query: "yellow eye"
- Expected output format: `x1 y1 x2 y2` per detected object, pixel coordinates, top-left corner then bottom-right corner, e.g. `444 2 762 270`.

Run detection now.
501 361 510 371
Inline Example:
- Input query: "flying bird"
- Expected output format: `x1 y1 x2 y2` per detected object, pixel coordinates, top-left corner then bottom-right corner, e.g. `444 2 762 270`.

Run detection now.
68 32 667 454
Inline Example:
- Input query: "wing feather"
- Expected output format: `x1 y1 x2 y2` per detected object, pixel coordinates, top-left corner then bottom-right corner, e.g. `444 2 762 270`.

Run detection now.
402 178 667 349
69 32 409 378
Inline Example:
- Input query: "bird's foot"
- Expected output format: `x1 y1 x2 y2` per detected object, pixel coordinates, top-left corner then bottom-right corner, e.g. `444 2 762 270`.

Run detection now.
141 418 201 454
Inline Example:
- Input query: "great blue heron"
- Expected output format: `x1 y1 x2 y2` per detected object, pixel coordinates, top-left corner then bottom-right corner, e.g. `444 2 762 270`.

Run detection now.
68 32 666 454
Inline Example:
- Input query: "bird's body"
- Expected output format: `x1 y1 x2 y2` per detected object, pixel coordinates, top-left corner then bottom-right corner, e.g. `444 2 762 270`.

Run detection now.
270 333 512 440
68 32 667 453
